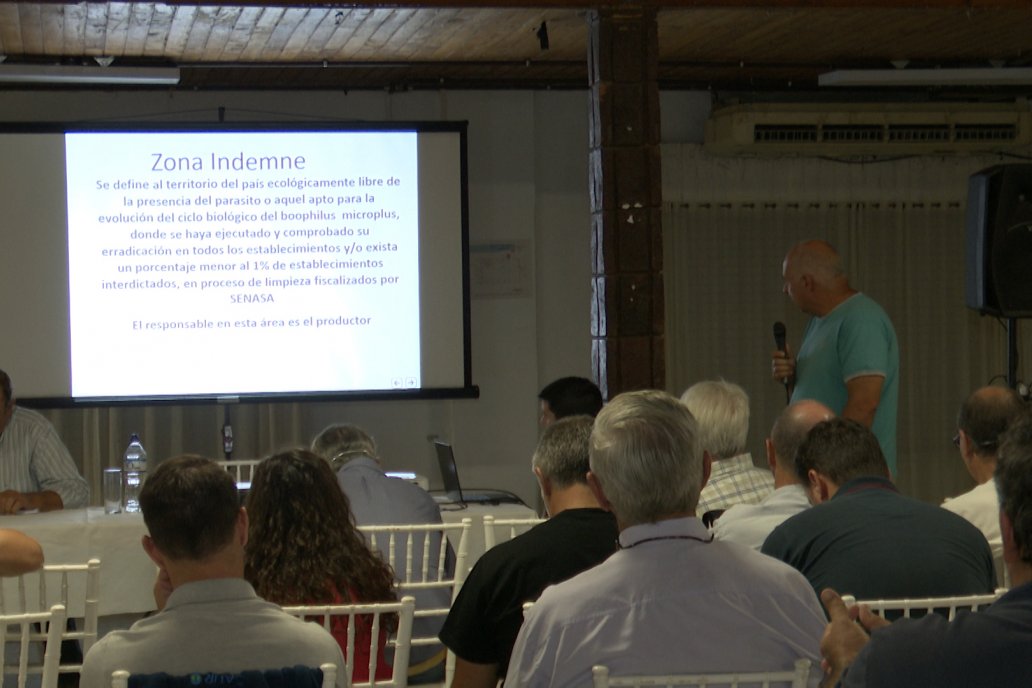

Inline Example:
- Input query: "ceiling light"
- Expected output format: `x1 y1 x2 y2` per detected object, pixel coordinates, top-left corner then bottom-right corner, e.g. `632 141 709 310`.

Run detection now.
0 64 180 85
819 68 1032 87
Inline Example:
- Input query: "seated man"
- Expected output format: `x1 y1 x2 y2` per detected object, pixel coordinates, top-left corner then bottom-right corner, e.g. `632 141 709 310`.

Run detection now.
440 415 617 688
504 391 826 687
713 400 833 549
820 411 1032 687
762 419 996 600
311 423 451 683
0 369 88 513
537 376 603 429
942 385 1024 561
80 455 345 688
681 380 773 514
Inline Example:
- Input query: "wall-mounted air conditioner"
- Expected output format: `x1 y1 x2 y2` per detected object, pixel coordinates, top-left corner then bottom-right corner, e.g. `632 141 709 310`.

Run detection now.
704 102 1032 156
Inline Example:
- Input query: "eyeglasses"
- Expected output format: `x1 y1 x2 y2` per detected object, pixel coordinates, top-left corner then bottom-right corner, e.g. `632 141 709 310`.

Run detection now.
952 434 961 448
953 432 998 451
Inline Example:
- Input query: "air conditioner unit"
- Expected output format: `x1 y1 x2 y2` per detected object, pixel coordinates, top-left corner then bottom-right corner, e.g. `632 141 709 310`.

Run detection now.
704 102 1032 156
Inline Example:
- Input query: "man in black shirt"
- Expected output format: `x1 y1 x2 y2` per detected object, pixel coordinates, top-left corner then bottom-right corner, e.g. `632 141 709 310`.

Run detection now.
439 415 617 688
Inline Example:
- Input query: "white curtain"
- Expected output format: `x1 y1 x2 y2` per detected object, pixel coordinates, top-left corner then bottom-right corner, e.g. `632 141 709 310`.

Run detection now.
663 146 1030 503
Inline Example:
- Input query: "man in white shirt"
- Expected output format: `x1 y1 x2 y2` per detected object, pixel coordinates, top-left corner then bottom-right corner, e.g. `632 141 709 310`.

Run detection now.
942 385 1024 573
681 380 774 515
504 390 826 688
713 400 833 549
0 369 88 513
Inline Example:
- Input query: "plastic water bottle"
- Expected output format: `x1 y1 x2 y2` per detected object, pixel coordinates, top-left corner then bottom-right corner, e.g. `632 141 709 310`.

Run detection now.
123 433 148 513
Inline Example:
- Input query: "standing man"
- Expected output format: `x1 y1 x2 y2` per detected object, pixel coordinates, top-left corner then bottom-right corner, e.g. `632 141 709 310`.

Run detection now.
0 368 88 513
772 240 900 475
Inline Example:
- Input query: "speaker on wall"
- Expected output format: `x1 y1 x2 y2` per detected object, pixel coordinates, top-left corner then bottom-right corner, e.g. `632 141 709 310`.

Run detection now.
966 164 1032 317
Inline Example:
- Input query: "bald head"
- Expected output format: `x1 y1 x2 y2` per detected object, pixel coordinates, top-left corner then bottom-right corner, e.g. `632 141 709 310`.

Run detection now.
959 386 1025 460
782 240 853 316
768 399 835 486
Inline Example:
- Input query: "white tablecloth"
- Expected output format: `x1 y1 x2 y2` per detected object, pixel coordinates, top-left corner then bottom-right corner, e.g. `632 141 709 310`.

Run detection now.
0 507 155 616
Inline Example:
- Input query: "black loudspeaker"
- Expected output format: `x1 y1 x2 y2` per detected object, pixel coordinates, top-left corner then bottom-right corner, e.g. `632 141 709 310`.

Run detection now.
966 164 1032 317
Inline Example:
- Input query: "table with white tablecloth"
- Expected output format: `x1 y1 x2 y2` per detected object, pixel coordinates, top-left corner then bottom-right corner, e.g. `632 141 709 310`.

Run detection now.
0 508 155 616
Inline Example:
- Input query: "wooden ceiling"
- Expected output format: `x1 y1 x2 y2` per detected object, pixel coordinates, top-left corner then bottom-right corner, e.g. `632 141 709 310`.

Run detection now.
2 1 1032 92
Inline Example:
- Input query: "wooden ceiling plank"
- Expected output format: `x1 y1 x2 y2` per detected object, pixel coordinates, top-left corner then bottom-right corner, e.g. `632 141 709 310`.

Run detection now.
102 2 132 56
83 2 108 53
40 3 64 55
218 5 264 60
163 4 197 55
256 6 307 58
280 7 330 60
124 2 155 55
142 3 175 56
319 8 364 54
181 5 218 60
0 3 23 54
203 6 244 60
237 6 286 61
19 3 43 54
340 7 399 57
363 8 420 53
62 2 87 56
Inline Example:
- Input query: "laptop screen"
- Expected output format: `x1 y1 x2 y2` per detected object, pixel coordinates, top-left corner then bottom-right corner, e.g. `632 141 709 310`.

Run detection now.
433 440 464 503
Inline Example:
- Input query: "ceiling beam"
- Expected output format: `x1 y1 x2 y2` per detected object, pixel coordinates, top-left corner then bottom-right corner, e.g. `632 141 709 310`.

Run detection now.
23 0 1032 9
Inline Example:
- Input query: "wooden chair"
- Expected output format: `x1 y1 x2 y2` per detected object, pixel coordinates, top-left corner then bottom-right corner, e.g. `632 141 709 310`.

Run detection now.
842 588 1007 621
0 559 100 677
112 662 338 688
482 515 545 551
359 519 471 688
0 604 66 688
590 658 813 688
284 596 415 688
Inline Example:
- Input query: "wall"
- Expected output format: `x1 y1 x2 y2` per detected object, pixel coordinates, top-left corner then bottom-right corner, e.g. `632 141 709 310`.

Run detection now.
0 88 595 507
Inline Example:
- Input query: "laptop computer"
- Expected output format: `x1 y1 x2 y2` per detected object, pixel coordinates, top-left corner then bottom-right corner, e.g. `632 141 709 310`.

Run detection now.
432 439 522 505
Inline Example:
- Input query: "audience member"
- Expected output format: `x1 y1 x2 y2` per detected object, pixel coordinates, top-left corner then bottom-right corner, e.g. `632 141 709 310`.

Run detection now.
440 416 617 688
681 380 773 514
0 528 43 575
245 449 398 683
771 240 899 474
942 385 1025 559
0 368 88 512
820 412 1032 687
504 390 825 687
713 400 833 549
537 376 603 429
81 455 344 688
762 419 995 600
311 423 451 682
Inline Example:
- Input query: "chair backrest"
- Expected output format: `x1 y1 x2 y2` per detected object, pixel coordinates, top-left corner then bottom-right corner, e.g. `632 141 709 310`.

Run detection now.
359 519 471 688
482 515 546 551
222 459 263 484
0 603 67 688
842 588 1007 621
590 658 812 688
0 559 100 676
283 596 415 688
112 663 339 688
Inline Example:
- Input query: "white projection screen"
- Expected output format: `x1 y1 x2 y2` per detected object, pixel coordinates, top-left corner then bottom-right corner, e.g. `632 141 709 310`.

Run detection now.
0 122 473 405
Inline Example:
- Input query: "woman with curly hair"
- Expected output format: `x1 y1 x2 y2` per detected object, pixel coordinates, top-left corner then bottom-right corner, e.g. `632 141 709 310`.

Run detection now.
245 448 398 683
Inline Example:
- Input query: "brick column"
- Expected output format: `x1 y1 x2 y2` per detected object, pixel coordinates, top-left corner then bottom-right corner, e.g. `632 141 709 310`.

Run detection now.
588 5 664 400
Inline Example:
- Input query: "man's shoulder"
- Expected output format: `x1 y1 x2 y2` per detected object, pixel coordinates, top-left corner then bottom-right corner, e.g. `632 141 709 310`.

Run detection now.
10 406 53 434
478 510 614 568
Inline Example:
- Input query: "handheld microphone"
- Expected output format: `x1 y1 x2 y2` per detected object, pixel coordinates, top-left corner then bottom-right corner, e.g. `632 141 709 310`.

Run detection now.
773 321 787 354
222 404 234 459
773 321 790 403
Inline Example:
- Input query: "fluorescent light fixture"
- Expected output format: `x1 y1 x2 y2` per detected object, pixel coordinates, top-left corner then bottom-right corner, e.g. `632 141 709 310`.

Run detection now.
0 64 180 85
820 68 1032 87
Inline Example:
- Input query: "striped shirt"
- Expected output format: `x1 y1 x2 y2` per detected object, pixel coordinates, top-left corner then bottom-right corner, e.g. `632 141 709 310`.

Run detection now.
0 406 89 508
697 452 774 515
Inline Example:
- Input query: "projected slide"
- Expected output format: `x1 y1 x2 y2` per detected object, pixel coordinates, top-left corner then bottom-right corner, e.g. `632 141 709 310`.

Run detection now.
64 131 421 397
